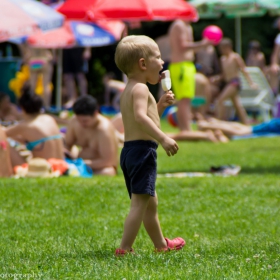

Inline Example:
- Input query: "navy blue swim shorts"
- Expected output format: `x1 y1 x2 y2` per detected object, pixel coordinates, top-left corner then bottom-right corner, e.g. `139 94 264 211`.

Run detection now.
120 140 158 198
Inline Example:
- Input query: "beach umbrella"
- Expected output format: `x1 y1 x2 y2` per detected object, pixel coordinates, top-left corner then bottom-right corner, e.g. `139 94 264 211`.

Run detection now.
0 0 64 42
258 0 280 16
27 20 125 48
58 0 198 22
26 20 125 109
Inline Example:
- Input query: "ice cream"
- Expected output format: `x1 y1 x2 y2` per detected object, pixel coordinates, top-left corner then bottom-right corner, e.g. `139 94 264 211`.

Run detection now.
161 70 171 92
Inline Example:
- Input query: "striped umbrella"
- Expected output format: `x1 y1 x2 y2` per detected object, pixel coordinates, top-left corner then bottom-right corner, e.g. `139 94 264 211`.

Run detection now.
1 0 64 42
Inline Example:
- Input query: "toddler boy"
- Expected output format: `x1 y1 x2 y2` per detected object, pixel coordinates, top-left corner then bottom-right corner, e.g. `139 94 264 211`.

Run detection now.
114 35 185 255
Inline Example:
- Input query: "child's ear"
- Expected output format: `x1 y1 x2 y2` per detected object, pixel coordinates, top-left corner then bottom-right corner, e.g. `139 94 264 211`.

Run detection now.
139 58 146 70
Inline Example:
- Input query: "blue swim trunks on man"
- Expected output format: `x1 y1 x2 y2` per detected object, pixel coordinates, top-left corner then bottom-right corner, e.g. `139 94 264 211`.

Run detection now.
120 140 158 198
252 118 280 134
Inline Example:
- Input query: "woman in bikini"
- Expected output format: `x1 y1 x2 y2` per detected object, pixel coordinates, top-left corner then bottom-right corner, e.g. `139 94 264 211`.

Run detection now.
4 88 64 167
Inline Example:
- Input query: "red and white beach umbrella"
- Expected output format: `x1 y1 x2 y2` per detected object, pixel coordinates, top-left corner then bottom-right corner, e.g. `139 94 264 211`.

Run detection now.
58 0 199 22
0 0 64 42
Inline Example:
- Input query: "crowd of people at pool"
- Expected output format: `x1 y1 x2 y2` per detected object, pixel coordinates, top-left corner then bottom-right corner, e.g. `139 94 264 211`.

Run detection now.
1 18 280 178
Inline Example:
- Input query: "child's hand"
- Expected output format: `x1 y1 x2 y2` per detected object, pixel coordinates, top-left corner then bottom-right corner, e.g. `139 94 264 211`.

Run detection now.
160 136 179 156
158 91 175 108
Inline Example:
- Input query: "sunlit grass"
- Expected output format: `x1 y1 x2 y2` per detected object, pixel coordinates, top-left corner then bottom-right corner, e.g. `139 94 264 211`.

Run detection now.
0 124 280 279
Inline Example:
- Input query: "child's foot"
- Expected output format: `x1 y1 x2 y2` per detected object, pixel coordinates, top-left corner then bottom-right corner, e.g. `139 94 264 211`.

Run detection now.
115 248 134 256
156 237 186 252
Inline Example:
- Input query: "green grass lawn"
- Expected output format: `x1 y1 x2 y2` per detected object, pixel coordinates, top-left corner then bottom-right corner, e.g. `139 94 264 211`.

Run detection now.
1 127 280 279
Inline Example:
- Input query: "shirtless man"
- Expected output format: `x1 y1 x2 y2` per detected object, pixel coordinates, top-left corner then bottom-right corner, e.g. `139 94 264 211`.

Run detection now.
0 92 21 122
168 20 211 131
214 38 255 124
65 95 118 176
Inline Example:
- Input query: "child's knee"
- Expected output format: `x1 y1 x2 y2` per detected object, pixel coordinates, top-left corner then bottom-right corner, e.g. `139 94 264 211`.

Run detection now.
147 196 158 212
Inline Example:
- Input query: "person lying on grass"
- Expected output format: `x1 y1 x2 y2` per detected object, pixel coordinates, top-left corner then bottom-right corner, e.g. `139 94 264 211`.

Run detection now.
64 95 119 176
198 117 280 138
114 35 185 255
110 112 228 143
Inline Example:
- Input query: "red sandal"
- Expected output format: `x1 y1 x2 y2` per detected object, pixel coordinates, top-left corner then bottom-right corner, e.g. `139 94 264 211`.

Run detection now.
115 248 135 256
156 237 186 252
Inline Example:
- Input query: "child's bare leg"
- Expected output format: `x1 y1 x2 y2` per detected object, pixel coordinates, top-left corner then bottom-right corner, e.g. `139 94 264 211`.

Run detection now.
216 84 238 121
177 98 192 131
142 192 167 249
231 95 249 124
120 194 150 250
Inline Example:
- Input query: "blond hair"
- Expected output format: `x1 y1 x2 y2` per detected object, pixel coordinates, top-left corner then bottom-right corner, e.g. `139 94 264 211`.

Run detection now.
115 35 157 75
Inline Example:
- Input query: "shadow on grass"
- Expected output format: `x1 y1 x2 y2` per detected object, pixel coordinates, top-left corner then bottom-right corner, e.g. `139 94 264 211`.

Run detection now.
159 164 280 176
58 249 117 261
241 165 280 175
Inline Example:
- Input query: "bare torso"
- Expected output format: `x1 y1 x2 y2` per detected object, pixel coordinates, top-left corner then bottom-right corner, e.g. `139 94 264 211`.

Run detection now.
169 20 194 63
6 114 64 159
120 82 160 142
69 115 118 169
221 52 240 82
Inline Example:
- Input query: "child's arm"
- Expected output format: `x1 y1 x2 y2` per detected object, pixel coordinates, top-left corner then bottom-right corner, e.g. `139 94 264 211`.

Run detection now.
235 54 257 88
133 84 178 156
157 91 175 117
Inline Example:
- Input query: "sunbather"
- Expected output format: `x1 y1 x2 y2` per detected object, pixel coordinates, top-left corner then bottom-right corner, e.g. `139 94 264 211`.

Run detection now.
198 117 280 138
4 88 64 167
65 95 118 176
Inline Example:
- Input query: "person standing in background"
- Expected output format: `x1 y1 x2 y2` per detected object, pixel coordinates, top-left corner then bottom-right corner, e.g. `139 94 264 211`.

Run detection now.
63 47 91 108
168 20 211 131
26 47 54 109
